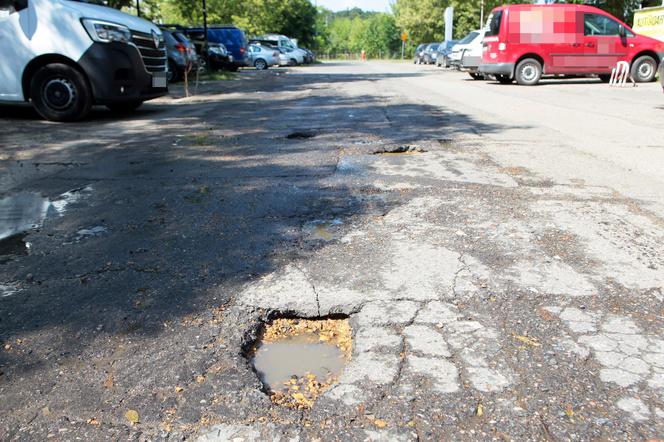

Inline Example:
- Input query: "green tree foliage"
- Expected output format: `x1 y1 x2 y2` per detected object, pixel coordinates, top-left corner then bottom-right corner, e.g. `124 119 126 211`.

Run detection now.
317 9 400 57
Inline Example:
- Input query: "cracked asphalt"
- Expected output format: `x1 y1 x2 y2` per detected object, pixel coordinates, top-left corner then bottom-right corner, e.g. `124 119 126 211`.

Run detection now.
1 62 664 441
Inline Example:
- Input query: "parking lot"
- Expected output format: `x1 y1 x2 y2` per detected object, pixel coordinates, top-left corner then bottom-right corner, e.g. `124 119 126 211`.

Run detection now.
2 61 664 440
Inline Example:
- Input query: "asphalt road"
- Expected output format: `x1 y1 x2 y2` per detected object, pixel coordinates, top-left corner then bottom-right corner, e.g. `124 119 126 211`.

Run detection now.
1 62 663 441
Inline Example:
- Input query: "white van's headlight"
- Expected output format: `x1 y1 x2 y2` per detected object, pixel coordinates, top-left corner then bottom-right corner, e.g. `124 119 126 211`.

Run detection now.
82 19 131 44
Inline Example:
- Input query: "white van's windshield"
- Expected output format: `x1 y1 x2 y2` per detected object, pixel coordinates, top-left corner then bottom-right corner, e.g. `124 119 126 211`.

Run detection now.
458 32 479 44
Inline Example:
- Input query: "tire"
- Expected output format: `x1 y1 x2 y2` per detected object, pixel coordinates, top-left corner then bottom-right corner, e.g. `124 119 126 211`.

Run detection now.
630 55 657 83
30 63 92 122
289 58 297 66
598 74 611 83
167 60 180 83
514 58 542 85
469 72 483 80
106 101 143 113
495 74 512 84
254 58 268 70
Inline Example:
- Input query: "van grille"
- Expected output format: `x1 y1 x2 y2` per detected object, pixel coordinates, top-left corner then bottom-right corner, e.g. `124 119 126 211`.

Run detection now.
130 30 167 73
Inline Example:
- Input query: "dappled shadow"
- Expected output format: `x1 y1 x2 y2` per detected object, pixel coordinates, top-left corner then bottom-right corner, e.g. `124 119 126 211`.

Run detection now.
0 63 530 434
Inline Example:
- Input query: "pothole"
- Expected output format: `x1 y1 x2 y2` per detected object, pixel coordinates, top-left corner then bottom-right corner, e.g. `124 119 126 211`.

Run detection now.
303 219 343 241
286 131 317 140
372 145 426 155
0 233 29 264
248 317 352 409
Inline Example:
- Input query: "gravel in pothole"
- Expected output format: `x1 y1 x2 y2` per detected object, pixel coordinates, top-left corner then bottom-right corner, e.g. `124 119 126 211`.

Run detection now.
250 318 352 409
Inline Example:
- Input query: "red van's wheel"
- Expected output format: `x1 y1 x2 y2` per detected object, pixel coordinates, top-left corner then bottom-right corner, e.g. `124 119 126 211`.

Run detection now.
630 55 657 83
515 58 542 86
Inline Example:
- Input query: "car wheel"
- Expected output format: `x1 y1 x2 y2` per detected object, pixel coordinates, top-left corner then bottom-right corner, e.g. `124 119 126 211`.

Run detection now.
469 72 483 80
167 60 180 82
514 58 542 85
106 101 143 113
30 63 92 122
289 58 297 66
630 55 657 83
495 74 512 84
254 58 268 70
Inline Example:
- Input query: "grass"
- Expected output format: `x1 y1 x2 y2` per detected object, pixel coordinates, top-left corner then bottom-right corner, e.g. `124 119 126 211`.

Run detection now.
193 70 237 82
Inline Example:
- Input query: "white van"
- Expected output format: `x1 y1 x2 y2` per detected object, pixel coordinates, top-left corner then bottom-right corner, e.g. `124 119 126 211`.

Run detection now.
0 0 168 121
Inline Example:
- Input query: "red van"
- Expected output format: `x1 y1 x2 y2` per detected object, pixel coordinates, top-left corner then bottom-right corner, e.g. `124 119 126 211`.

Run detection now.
479 4 664 85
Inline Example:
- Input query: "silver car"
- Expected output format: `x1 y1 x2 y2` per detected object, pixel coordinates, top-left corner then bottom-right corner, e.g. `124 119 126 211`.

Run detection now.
248 44 280 70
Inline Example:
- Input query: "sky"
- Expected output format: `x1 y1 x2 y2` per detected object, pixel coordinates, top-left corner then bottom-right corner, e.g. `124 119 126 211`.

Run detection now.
314 0 393 13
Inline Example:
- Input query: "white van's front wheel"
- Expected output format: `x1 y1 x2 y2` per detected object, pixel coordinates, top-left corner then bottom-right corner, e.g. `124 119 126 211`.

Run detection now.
31 64 92 122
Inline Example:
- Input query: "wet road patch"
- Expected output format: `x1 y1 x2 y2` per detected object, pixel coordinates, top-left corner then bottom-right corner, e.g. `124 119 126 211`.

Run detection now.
249 317 352 409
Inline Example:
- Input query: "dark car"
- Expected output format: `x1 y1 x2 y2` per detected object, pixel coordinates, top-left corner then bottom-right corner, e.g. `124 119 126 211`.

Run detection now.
184 26 249 71
413 44 427 64
421 43 440 64
179 28 233 71
435 40 458 68
161 29 198 82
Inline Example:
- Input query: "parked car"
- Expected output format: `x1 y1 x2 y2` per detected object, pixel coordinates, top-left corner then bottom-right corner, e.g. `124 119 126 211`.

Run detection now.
276 47 293 66
0 0 167 121
183 26 248 71
449 30 485 79
422 43 440 64
435 40 459 67
413 44 428 64
253 34 314 64
460 33 486 79
247 44 280 70
178 27 233 71
479 4 664 85
161 29 198 82
278 46 304 65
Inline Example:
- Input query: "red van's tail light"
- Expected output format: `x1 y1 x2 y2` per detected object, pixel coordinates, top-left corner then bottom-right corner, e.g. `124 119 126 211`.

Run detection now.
498 43 507 51
175 43 187 53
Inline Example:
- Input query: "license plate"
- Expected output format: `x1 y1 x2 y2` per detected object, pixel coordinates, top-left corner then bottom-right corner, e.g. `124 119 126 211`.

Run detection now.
152 72 167 88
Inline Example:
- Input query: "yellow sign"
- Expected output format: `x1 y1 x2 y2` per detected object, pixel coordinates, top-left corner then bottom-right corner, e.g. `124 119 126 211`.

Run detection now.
401 32 408 42
633 6 664 42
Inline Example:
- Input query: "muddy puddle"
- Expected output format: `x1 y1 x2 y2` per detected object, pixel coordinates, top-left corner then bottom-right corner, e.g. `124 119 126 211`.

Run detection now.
250 318 352 408
304 219 343 241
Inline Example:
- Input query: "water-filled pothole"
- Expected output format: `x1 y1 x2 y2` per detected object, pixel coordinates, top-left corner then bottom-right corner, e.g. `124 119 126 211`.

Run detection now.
249 317 352 409
303 219 343 241
373 145 426 155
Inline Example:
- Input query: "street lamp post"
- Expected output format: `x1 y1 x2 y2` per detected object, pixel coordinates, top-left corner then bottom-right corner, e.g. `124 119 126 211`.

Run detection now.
480 0 484 28
135 0 140 17
202 0 209 69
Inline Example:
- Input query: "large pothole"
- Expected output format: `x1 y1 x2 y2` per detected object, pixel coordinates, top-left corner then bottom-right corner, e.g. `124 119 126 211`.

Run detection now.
248 317 352 409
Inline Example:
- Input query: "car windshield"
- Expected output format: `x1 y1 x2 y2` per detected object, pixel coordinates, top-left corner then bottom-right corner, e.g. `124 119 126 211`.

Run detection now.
485 10 503 37
458 32 478 45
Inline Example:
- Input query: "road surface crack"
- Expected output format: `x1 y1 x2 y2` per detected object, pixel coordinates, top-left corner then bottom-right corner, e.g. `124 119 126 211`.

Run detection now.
291 263 321 316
